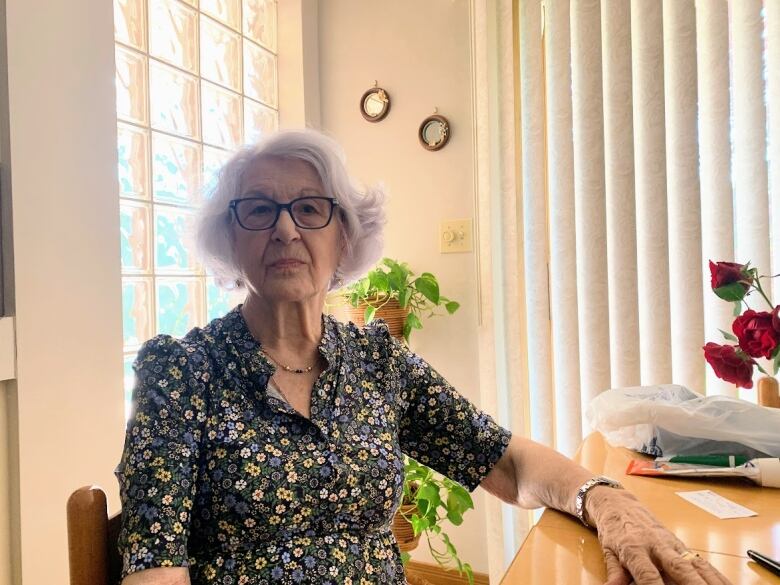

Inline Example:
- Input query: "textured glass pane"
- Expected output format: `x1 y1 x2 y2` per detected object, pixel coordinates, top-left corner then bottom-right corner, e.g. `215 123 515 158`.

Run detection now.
201 81 242 148
203 146 231 194
115 47 148 124
124 353 137 417
243 0 276 51
156 278 203 337
117 123 150 200
243 39 277 107
122 277 154 350
201 0 240 29
207 278 242 320
120 202 152 273
150 60 200 139
152 133 202 205
155 207 198 273
200 15 242 92
244 98 278 144
114 0 146 50
180 0 198 6
149 0 198 73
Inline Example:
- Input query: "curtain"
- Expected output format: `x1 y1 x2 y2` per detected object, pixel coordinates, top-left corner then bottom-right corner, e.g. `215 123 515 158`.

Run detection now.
473 0 779 579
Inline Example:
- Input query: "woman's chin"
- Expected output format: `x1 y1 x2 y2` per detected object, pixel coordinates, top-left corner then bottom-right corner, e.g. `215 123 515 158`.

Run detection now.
260 280 320 303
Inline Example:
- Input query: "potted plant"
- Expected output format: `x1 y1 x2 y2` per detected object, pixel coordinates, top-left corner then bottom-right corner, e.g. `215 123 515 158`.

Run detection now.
396 457 476 584
332 258 473 582
337 257 460 343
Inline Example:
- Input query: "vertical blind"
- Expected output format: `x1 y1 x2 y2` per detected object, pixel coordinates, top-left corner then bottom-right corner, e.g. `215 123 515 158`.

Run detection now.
514 0 779 457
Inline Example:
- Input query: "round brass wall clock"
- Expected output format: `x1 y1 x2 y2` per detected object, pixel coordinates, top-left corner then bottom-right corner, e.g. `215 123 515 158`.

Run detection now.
418 114 450 151
360 84 391 122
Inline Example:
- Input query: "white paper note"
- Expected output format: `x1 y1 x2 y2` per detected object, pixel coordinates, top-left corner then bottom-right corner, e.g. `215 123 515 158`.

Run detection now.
675 490 758 519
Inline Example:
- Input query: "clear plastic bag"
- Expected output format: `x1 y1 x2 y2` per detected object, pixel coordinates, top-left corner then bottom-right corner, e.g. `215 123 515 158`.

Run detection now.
586 384 780 458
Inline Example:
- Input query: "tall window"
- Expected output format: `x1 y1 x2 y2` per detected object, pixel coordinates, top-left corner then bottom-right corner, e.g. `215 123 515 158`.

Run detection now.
114 0 278 409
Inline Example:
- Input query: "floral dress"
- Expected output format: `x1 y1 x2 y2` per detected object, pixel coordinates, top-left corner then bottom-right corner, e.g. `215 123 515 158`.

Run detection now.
116 306 511 584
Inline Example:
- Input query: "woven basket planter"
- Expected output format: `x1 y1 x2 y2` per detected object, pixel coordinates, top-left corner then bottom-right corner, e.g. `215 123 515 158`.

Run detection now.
337 298 409 340
391 503 421 552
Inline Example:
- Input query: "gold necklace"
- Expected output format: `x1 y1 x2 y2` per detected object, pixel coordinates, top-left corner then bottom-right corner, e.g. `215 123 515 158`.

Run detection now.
261 348 314 374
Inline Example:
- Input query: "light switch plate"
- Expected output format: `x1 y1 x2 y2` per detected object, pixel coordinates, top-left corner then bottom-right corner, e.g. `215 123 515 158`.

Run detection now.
440 219 473 253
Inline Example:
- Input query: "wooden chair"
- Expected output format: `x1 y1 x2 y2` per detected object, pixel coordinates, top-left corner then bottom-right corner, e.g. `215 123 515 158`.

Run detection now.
67 486 122 585
758 377 780 408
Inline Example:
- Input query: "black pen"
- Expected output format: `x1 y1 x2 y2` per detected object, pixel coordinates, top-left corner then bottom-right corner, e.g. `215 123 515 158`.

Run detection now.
747 550 780 577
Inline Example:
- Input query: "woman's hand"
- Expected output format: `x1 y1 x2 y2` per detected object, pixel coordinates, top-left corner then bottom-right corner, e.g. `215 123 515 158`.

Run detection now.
586 486 733 585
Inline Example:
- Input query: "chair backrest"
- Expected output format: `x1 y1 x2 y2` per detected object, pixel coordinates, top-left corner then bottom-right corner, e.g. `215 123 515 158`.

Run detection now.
67 486 122 585
758 377 780 409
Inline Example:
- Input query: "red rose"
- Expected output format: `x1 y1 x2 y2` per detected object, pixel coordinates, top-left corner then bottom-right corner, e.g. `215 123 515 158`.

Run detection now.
709 261 749 289
732 310 780 359
772 306 780 333
702 343 755 388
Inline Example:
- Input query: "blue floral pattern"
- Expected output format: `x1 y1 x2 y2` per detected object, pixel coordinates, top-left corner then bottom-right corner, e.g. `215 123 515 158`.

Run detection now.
116 306 511 584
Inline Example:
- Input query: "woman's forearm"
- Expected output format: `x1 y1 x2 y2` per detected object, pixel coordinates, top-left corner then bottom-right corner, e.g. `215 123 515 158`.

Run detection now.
121 567 190 585
480 434 596 516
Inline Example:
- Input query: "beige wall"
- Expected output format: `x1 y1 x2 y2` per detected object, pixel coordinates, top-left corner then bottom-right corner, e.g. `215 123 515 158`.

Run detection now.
317 0 490 573
2 0 126 583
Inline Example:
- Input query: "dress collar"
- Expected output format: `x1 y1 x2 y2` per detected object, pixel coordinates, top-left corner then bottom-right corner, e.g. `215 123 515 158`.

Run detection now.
221 305 342 378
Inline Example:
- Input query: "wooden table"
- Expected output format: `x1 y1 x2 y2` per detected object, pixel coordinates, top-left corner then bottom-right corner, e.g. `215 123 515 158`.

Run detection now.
501 433 780 584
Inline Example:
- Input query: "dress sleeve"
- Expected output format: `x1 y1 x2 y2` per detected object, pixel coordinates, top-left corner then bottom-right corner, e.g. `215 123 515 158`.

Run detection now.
115 335 209 578
385 329 512 492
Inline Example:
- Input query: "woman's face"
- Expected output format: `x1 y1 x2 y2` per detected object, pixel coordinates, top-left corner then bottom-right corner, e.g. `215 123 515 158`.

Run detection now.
232 156 343 304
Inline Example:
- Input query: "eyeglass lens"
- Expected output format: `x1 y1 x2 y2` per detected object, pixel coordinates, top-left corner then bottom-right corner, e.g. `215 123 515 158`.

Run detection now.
235 197 333 229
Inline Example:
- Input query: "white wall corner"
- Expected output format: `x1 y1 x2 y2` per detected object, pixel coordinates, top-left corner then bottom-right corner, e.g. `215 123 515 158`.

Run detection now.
0 317 15 381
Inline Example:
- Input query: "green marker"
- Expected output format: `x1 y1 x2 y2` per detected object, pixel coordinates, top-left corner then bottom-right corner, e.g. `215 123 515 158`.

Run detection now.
664 454 749 467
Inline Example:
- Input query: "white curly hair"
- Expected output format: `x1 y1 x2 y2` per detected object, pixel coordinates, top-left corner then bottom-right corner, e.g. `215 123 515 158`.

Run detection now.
194 129 386 291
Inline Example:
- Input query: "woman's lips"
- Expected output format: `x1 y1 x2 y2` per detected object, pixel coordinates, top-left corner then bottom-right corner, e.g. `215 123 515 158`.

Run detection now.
270 259 304 269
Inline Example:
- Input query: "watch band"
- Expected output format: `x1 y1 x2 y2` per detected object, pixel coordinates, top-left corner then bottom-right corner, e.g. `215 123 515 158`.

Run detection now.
574 475 623 528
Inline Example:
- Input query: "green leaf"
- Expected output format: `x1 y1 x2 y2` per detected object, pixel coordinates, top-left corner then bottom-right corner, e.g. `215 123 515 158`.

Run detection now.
400 551 411 566
416 484 440 516
733 301 743 317
441 533 457 556
403 322 412 343
399 288 412 309
414 276 440 304
464 563 474 585
405 312 423 330
718 329 738 342
446 508 464 525
774 352 780 376
364 305 377 323
715 282 748 302
445 301 460 314
446 486 473 514
410 514 428 536
387 271 404 293
756 362 770 376
369 270 389 293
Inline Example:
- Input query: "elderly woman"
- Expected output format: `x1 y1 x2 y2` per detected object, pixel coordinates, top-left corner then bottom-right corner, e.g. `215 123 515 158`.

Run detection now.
117 130 730 585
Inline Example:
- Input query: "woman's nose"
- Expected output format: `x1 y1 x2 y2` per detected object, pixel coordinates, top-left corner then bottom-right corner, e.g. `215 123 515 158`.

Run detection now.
271 209 301 243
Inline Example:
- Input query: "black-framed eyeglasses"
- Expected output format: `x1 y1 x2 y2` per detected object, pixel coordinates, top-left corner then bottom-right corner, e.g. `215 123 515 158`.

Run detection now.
229 195 340 231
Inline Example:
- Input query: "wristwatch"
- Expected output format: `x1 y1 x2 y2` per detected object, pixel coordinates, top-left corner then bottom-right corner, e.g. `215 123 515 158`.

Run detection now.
574 475 623 528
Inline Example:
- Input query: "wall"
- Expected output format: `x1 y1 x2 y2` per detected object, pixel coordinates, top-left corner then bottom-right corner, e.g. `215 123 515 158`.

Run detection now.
2 0 125 583
317 0 490 573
